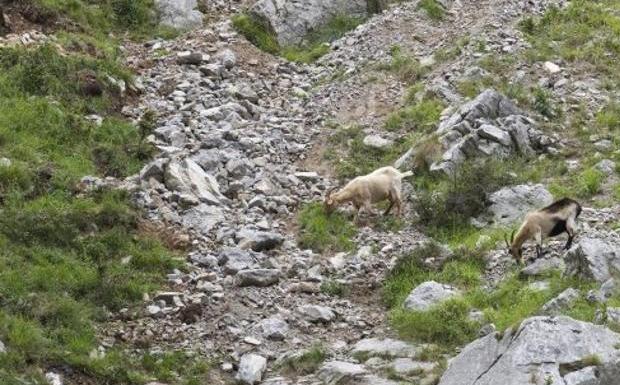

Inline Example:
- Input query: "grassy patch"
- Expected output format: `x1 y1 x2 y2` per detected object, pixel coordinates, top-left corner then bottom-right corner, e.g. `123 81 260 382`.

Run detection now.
233 12 364 63
548 167 604 199
417 0 445 21
279 345 327 376
379 45 428 83
384 95 444 133
320 280 349 297
231 13 280 54
520 0 620 85
297 202 357 253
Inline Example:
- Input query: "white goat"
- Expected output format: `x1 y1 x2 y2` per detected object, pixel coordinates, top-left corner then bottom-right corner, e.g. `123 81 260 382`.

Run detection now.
324 166 413 222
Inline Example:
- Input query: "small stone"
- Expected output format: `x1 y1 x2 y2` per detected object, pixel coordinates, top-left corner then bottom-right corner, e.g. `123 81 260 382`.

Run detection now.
0 157 11 167
243 336 262 346
543 61 561 74
403 281 461 311
259 317 289 341
298 305 336 323
363 134 393 149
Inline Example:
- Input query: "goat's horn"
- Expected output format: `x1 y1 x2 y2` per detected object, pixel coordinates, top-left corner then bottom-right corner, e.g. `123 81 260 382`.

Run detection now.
510 230 516 243
326 186 338 197
504 233 510 248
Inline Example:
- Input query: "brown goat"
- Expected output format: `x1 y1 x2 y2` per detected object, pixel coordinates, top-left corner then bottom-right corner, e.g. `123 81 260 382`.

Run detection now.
505 198 582 264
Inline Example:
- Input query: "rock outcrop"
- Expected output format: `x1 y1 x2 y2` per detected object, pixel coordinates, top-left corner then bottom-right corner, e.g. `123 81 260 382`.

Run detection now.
476 184 553 226
438 316 620 385
250 0 383 46
564 234 620 283
155 0 203 30
403 281 461 311
431 90 551 174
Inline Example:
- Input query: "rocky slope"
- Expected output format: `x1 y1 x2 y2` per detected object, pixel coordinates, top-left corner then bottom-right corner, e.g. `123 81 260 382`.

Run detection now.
32 0 619 384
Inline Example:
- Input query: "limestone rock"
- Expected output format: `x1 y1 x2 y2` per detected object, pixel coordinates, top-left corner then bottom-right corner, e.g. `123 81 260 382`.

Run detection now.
403 281 460 311
155 0 203 30
236 353 267 385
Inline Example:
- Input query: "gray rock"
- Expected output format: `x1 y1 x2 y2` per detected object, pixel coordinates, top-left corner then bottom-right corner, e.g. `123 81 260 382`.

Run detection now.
164 158 225 205
140 158 168 182
235 228 284 252
317 361 367 385
479 184 553 226
219 248 259 275
298 305 336 323
199 63 224 78
250 0 375 46
237 269 280 287
595 159 616 175
563 366 598 385
363 134 393 149
180 204 224 236
391 358 436 374
403 281 461 311
521 257 565 277
438 316 620 385
0 157 11 167
593 139 614 152
351 338 418 358
155 0 203 30
217 49 237 70
45 373 62 385
176 51 208 65
564 235 620 283
541 288 580 315
358 375 400 385
236 353 267 385
606 307 620 324
0 339 6 353
259 317 289 341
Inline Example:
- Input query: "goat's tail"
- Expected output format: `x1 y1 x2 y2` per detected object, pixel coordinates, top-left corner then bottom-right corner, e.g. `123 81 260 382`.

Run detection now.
399 170 414 178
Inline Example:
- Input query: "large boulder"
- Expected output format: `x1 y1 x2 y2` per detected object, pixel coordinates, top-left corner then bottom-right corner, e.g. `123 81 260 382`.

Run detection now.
317 361 367 385
438 316 620 385
403 281 461 311
477 184 553 226
564 234 620 283
431 90 550 174
236 353 267 385
164 158 225 205
155 0 203 30
351 338 418 358
249 0 381 46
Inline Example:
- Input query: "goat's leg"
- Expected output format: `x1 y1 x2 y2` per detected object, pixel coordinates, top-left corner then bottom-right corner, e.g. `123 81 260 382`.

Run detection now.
534 227 544 259
383 200 394 216
564 216 577 250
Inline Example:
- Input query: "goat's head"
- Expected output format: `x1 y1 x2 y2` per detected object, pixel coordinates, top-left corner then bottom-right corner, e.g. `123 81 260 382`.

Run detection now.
504 230 522 263
323 187 339 214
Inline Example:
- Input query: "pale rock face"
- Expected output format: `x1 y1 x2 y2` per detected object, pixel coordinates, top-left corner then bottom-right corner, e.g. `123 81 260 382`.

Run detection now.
564 234 620 283
438 316 620 385
236 353 267 385
477 184 553 226
154 0 203 30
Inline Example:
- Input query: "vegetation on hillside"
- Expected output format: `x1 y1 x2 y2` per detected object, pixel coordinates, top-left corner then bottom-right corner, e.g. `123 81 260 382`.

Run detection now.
232 12 364 63
0 2 209 384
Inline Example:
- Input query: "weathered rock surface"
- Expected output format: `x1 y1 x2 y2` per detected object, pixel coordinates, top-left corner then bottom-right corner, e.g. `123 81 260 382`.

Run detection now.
564 234 620 283
298 305 336 323
250 0 378 46
155 0 203 30
541 288 580 315
318 361 367 385
237 269 281 287
478 184 553 226
431 90 550 174
403 281 460 311
351 337 418 358
236 353 267 385
438 316 620 385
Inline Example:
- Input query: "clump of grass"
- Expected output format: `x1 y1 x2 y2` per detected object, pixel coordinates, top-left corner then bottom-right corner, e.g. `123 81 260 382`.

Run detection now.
549 167 604 199
533 87 557 118
596 102 620 132
379 45 427 83
391 299 479 347
384 95 444 133
233 13 364 63
297 202 357 253
520 1 620 85
279 345 327 375
320 280 348 297
417 0 445 21
232 13 280 54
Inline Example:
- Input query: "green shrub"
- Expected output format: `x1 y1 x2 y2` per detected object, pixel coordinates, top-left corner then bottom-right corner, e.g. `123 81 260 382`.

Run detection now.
232 13 280 54
533 87 556 118
379 45 426 83
297 202 357 253
320 280 348 297
577 168 604 197
417 0 445 21
414 160 517 230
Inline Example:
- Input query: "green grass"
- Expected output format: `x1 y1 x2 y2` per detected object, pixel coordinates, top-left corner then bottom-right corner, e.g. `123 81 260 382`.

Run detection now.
320 280 349 297
548 167 605 199
233 12 364 63
417 0 445 21
0 4 200 383
384 95 444 133
279 345 327 375
379 45 428 83
386 242 600 348
520 0 620 85
232 13 280 54
297 202 358 253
